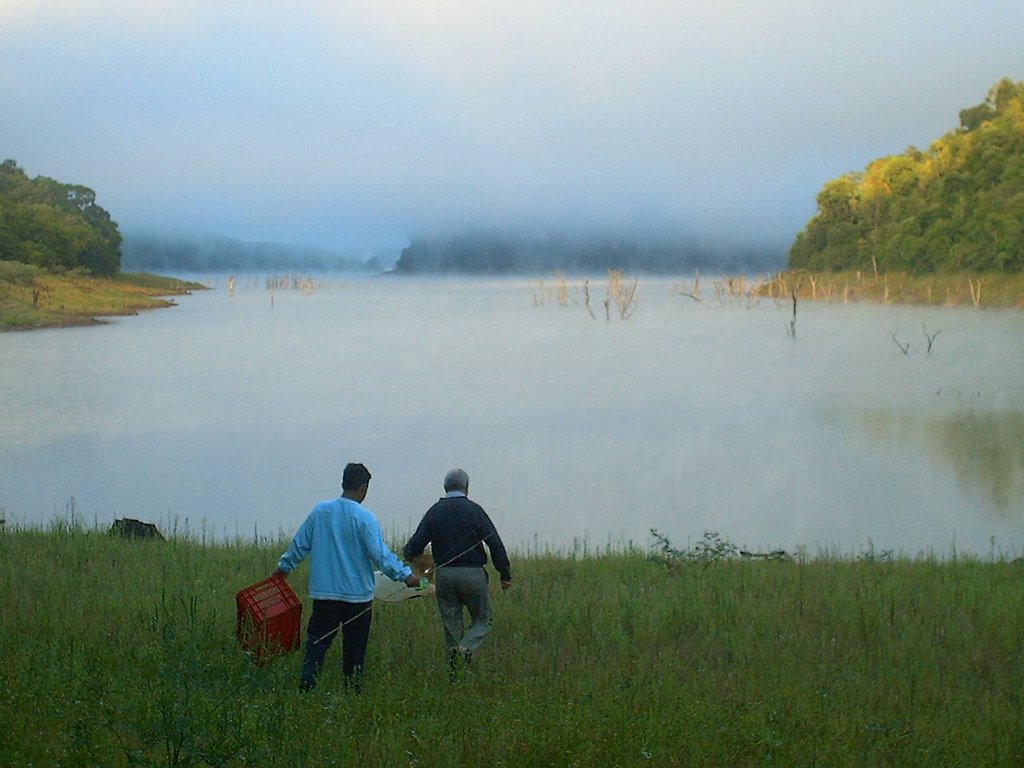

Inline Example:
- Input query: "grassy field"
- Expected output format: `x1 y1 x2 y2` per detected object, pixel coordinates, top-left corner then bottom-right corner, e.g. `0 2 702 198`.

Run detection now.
1 520 1021 767
0 261 204 331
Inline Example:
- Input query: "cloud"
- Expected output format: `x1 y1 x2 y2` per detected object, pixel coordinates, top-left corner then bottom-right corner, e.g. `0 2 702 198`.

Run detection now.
0 0 205 35
2 0 1023 249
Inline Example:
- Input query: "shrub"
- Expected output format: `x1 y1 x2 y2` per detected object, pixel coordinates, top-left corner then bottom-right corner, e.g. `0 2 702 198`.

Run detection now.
0 259 41 285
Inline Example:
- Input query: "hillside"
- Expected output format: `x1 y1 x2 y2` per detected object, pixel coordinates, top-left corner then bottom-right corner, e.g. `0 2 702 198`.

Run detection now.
788 78 1024 274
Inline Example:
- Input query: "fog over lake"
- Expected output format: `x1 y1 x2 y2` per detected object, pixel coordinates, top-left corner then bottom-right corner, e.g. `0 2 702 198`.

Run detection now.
2 276 1022 558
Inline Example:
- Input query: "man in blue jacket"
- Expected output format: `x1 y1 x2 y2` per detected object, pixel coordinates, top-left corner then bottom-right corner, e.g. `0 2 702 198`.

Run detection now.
276 463 420 690
404 468 512 677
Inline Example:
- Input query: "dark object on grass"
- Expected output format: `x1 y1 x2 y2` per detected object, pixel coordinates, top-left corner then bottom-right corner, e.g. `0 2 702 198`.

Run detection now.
110 518 165 540
740 549 792 561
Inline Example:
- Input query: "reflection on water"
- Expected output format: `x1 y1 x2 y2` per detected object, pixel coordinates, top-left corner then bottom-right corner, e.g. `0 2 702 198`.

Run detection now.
862 410 1024 515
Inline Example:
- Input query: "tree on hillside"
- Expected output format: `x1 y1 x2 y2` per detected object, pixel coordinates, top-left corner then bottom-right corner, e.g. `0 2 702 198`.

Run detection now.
0 160 122 276
789 78 1024 274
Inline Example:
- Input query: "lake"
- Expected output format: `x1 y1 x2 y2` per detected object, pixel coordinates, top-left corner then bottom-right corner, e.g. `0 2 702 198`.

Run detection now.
2 274 1022 558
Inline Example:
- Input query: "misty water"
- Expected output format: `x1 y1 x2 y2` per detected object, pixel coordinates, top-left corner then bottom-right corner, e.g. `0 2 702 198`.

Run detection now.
2 275 1022 558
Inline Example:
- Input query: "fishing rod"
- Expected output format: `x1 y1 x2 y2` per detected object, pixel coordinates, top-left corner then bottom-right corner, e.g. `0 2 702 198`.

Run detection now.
312 525 500 646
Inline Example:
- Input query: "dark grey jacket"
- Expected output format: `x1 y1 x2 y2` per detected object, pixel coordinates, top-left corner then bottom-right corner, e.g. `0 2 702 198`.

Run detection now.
404 495 511 582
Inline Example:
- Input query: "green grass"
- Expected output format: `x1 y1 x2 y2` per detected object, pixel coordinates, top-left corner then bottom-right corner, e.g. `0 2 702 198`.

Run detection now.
0 262 205 331
2 520 1022 766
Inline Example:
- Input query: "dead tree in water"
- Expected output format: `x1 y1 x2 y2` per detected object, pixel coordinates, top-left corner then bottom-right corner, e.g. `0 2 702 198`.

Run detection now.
968 277 983 307
787 286 798 337
889 329 911 355
604 270 638 320
554 272 570 307
922 324 942 355
577 279 596 319
671 270 704 305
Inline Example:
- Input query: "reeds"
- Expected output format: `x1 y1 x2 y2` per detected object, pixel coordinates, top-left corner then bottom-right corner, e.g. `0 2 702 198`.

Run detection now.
263 275 320 293
604 269 638 320
531 270 637 320
671 270 767 309
764 270 1024 309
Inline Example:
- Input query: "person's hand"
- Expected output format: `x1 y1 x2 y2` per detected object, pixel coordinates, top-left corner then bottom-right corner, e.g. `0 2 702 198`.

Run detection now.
500 579 512 592
404 573 422 588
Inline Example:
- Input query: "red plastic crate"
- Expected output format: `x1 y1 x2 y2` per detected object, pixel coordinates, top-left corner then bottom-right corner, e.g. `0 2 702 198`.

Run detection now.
235 575 302 664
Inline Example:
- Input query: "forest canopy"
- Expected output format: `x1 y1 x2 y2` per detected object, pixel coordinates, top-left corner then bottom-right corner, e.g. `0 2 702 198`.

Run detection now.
788 78 1024 274
0 160 122 277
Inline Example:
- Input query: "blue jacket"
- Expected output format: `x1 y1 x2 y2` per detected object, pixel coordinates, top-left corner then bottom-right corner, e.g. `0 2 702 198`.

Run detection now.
277 497 412 602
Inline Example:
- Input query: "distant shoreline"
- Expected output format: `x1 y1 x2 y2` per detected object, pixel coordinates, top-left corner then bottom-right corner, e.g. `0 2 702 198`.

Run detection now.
3 268 1021 332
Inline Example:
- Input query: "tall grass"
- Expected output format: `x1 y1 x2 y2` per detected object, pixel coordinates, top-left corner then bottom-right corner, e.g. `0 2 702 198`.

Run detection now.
2 522 1022 766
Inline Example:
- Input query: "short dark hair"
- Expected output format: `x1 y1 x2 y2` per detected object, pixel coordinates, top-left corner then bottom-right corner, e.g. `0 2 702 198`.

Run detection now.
342 463 372 491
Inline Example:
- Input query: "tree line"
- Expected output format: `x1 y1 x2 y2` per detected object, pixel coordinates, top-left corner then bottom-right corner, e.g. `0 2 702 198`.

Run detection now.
0 160 122 277
789 78 1024 274
391 231 783 275
120 233 385 274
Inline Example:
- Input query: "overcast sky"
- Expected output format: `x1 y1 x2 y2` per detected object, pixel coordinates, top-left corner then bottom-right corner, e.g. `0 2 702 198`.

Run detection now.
2 1 1022 255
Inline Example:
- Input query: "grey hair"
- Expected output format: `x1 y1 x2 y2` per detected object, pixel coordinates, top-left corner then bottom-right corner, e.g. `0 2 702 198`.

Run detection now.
443 468 470 493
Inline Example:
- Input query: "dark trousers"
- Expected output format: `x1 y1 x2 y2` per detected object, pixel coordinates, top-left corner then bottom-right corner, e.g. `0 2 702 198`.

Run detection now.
300 599 373 688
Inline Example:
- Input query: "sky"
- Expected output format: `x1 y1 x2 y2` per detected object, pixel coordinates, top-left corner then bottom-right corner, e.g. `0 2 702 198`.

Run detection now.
2 1 1022 256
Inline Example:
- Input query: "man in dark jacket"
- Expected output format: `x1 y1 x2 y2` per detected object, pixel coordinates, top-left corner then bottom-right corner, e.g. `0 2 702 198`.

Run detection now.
404 468 511 674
